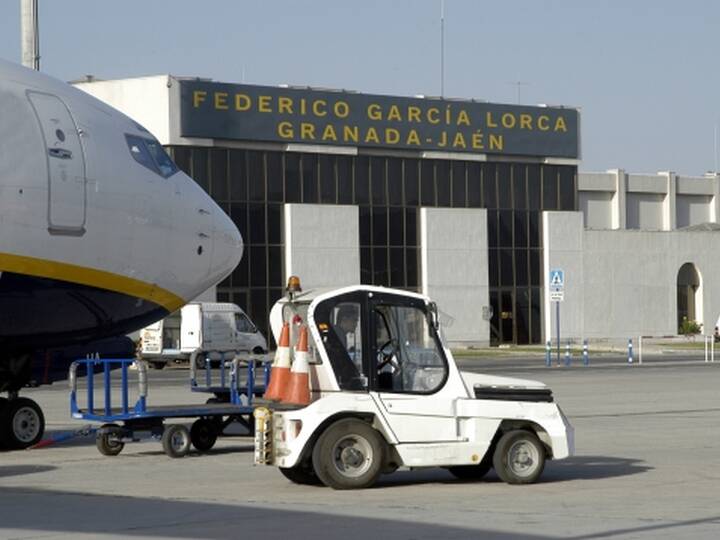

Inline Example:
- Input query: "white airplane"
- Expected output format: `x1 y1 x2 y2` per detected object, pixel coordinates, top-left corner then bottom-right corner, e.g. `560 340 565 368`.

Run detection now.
0 58 243 448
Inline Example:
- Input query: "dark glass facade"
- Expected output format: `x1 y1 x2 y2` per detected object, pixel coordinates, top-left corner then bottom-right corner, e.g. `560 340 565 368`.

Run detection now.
169 146 576 346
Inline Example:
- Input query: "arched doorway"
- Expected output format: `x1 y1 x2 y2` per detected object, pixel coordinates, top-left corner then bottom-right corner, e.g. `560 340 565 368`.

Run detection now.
677 263 702 331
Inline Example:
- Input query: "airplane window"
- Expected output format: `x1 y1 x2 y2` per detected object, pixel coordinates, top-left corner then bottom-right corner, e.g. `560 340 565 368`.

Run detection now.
125 135 179 179
145 138 179 178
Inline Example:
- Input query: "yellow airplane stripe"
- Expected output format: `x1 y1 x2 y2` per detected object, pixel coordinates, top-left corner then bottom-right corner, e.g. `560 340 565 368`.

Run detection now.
0 252 186 312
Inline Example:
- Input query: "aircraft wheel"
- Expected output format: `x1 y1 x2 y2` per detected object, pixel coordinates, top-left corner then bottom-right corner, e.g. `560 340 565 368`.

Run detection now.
493 430 546 484
96 424 125 456
3 397 45 449
312 418 385 490
162 424 191 458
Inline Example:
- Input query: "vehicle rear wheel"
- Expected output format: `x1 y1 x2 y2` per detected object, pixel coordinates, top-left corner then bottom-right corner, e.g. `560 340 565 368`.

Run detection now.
312 418 385 490
162 424 191 458
492 430 546 484
279 461 323 485
447 454 493 481
190 418 218 452
195 355 207 371
96 423 125 456
3 397 45 449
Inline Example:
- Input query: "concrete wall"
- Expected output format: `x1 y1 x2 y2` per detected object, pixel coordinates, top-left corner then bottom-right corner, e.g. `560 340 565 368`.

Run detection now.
74 76 172 143
420 208 489 346
579 170 720 232
284 204 360 290
544 210 720 340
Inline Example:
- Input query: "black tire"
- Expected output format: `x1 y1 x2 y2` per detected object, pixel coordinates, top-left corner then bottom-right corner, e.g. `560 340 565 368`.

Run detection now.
447 453 493 481
311 418 385 490
190 418 218 452
0 397 8 449
96 423 125 456
195 354 207 371
149 361 166 370
492 430 546 485
3 397 45 449
162 424 191 458
279 461 323 485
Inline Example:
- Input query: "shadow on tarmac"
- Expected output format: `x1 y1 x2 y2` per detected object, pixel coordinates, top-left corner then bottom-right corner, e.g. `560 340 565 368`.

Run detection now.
373 455 651 488
0 487 553 540
0 465 57 479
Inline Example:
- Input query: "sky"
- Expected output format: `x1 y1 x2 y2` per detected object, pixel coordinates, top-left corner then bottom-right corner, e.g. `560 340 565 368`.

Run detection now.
2 0 719 175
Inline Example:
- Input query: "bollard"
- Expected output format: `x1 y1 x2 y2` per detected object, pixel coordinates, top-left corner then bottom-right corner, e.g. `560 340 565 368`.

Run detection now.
583 339 589 366
705 335 709 363
627 338 634 364
565 342 571 366
545 340 551 367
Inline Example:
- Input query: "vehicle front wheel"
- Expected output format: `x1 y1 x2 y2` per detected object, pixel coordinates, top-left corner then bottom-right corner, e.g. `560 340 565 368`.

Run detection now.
492 430 546 484
312 418 385 490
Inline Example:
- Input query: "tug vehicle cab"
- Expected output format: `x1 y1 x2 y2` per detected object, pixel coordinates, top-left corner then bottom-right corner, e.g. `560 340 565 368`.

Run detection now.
254 280 574 489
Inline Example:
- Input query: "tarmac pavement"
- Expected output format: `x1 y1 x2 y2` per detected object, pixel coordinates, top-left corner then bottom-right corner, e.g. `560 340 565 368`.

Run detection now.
1 359 719 539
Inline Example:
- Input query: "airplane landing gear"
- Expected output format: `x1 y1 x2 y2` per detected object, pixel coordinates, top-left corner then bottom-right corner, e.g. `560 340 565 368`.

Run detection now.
0 350 46 449
1 395 45 449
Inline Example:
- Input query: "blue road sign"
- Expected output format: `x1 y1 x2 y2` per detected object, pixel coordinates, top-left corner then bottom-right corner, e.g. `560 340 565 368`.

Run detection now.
549 269 565 290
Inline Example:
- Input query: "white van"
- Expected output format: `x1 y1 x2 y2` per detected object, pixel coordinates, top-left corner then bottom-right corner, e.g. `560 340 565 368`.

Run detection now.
139 303 267 369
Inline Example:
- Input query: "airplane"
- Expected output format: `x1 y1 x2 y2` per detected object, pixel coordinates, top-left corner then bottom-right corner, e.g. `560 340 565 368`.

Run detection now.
0 58 243 449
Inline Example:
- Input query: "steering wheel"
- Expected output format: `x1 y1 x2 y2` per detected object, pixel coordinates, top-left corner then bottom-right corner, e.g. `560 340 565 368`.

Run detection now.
377 339 400 371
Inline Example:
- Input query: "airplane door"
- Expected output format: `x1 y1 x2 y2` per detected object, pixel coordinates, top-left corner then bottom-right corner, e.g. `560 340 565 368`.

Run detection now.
28 91 86 234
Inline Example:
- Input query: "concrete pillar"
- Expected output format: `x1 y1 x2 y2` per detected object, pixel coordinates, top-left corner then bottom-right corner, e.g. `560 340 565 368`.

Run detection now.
711 172 720 223
284 204 360 290
609 168 626 230
659 171 676 231
420 208 488 347
542 211 585 343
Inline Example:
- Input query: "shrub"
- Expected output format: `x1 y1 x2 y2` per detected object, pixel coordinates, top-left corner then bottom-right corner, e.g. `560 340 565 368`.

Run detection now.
678 317 702 336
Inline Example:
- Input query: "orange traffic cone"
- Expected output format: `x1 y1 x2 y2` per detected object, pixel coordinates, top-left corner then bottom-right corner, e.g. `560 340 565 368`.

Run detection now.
283 325 311 406
264 322 292 401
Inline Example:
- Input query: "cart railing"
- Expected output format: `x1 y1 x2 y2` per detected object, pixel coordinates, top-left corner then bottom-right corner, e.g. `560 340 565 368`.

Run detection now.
189 349 270 398
69 357 147 419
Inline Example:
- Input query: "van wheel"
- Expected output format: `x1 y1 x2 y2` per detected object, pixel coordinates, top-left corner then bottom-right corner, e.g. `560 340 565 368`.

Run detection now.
492 430 545 484
279 462 323 485
190 419 217 452
312 418 385 490
162 424 191 458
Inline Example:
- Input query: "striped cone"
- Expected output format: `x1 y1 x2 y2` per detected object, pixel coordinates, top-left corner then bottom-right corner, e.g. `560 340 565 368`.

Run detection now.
283 325 311 406
264 322 292 401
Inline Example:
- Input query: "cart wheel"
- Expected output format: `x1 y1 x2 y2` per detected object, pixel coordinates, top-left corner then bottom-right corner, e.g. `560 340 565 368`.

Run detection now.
190 418 218 452
96 424 125 456
2 397 45 449
162 424 191 458
195 354 207 371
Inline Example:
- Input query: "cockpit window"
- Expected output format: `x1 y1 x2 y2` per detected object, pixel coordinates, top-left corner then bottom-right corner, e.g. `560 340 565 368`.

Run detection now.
125 134 178 178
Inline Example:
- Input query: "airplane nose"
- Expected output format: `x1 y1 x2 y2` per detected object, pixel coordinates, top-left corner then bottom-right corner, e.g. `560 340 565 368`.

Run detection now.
211 207 243 283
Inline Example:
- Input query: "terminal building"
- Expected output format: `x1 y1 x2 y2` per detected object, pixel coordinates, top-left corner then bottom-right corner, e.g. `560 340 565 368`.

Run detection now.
75 75 720 347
